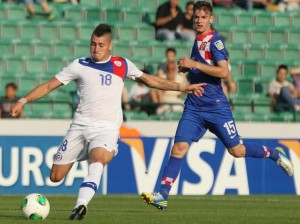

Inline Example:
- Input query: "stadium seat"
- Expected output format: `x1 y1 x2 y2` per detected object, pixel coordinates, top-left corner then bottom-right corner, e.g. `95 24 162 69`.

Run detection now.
98 0 117 8
150 41 168 58
235 11 255 26
268 27 287 44
257 60 277 78
0 5 5 20
232 111 253 121
112 41 132 58
33 40 54 57
63 5 86 21
250 26 268 44
38 22 59 41
231 27 250 44
264 44 284 61
25 56 46 73
136 24 155 41
78 22 101 41
0 21 19 39
290 11 300 27
214 25 230 42
272 12 291 27
0 76 18 91
80 0 100 6
30 102 53 119
45 57 67 74
124 111 148 120
230 95 253 113
286 28 300 45
237 78 255 95
54 41 74 57
282 44 300 60
104 8 123 22
19 21 39 40
227 43 246 60
138 0 158 11
230 60 243 78
253 10 273 26
214 10 236 26
13 40 34 57
254 77 271 96
114 23 137 41
85 7 103 22
241 59 258 77
5 56 25 73
73 41 89 57
131 42 152 58
6 4 26 20
0 39 13 56
18 76 38 94
58 23 79 41
122 8 144 23
118 0 138 7
245 44 264 60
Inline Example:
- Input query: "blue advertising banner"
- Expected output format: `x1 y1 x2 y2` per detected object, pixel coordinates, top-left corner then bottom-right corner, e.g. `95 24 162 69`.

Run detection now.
0 136 299 195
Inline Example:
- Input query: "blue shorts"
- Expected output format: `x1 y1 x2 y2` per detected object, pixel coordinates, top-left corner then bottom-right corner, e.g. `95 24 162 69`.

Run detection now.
174 108 240 148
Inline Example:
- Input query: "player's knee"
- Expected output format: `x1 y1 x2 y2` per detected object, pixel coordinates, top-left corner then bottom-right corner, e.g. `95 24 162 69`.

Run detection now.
228 146 245 158
50 172 64 182
171 143 189 158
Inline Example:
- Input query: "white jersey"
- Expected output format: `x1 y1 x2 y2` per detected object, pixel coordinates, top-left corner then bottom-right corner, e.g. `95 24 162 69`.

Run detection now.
55 56 143 128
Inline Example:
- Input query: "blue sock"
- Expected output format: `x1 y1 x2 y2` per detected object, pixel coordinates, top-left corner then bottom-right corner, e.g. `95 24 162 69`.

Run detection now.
159 156 182 200
244 142 279 161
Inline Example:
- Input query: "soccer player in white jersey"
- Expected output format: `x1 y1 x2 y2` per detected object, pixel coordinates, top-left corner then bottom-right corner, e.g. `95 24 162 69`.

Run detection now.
10 24 205 220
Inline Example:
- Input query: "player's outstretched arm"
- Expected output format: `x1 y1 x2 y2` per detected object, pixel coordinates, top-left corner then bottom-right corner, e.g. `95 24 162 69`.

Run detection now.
136 73 206 97
10 77 63 117
178 56 229 79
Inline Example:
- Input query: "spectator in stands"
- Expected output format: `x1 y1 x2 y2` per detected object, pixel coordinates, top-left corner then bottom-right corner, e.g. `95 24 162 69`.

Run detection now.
156 61 188 114
122 87 131 111
129 69 162 115
268 64 300 112
24 0 55 20
181 1 196 42
157 47 177 77
277 0 300 12
212 0 240 9
291 67 300 96
0 83 24 119
155 0 184 41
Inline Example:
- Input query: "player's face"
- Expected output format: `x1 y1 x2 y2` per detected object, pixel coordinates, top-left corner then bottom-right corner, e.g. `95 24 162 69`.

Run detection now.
193 9 213 35
90 34 113 62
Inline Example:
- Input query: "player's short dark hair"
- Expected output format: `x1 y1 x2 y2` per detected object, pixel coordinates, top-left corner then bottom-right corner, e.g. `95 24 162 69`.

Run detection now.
5 82 18 90
193 1 213 14
277 64 288 74
92 23 112 37
166 47 176 55
186 1 194 9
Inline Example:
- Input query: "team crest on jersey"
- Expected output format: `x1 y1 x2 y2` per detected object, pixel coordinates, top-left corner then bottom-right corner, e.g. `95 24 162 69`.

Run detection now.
199 41 207 51
114 61 122 67
214 40 224 50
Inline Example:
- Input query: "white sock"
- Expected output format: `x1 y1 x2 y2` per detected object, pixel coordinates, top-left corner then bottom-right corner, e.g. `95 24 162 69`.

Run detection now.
75 162 103 208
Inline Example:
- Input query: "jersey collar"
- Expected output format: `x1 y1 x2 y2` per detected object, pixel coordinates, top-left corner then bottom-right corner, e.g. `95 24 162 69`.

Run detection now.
196 30 215 41
91 55 112 64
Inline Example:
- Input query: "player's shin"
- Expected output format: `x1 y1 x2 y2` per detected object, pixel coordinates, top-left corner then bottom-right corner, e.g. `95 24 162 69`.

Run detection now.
75 162 103 208
159 156 182 200
244 142 279 161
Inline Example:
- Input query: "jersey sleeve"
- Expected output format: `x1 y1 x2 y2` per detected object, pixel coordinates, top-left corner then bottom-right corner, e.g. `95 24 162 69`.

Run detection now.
55 59 79 85
210 36 228 63
125 58 143 80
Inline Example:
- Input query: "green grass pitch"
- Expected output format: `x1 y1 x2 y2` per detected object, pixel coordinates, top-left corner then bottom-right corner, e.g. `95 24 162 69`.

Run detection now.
0 195 299 223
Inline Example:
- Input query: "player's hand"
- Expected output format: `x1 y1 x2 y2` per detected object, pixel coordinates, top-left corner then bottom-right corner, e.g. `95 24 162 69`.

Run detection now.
178 56 196 70
185 83 206 97
10 101 23 117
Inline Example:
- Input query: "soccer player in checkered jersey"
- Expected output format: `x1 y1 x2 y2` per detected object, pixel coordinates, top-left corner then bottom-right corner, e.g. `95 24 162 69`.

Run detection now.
10 24 205 220
141 1 294 210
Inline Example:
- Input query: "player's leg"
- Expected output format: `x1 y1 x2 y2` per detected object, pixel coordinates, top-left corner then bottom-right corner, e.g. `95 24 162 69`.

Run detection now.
209 112 294 176
70 127 118 220
142 109 206 209
50 163 74 182
70 147 115 220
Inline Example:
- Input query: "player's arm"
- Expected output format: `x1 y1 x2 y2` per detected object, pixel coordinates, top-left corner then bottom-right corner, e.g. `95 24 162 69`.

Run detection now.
178 56 229 79
135 73 206 97
10 77 63 117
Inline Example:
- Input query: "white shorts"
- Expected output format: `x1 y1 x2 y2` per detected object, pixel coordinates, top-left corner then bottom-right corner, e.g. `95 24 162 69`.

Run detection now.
53 124 119 165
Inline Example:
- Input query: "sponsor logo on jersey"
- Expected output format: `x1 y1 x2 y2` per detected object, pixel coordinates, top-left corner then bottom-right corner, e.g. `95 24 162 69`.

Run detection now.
114 61 122 67
214 40 224 50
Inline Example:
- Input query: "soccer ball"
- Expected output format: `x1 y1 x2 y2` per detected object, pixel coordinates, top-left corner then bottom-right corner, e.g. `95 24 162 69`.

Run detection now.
20 193 50 220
